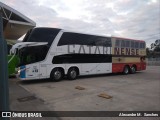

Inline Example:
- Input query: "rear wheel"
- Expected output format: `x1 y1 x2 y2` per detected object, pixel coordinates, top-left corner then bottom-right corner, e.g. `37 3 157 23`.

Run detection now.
50 68 63 82
130 66 136 74
67 68 78 80
123 66 129 75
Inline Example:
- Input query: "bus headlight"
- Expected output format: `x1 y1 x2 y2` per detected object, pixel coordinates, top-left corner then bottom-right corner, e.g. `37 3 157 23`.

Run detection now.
15 67 21 74
15 67 20 78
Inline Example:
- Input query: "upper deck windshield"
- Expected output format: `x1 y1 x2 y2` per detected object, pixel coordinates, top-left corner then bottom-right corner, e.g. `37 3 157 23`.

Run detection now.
19 28 61 66
23 27 61 45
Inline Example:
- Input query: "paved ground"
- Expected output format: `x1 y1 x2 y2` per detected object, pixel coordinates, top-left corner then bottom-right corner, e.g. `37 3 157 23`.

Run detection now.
9 66 160 120
9 77 59 120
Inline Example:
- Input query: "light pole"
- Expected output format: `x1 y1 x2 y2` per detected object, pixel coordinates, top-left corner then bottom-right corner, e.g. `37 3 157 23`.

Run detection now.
0 7 9 120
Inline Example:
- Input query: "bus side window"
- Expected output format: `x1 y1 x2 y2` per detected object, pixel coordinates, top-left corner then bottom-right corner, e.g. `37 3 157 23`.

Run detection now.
140 42 145 49
121 40 125 47
116 39 120 47
131 41 134 48
135 42 139 48
95 37 111 47
126 40 130 48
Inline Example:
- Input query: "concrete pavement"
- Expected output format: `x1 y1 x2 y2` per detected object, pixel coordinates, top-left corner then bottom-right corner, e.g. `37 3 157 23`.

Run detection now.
8 66 160 120
9 77 59 120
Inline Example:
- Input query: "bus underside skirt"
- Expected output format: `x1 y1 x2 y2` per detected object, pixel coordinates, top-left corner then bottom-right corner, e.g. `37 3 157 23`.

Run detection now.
112 63 146 73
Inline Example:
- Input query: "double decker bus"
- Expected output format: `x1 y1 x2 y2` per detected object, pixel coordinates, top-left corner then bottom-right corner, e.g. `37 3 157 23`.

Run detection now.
10 27 146 81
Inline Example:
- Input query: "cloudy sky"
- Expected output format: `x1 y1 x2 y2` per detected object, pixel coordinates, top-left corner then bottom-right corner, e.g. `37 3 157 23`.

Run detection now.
1 0 160 47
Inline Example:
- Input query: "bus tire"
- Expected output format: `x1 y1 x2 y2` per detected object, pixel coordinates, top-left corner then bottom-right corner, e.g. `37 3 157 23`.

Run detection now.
50 68 63 82
123 66 129 75
130 66 136 74
67 68 78 80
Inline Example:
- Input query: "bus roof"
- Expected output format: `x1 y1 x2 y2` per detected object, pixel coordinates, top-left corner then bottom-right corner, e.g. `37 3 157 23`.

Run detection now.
32 27 145 42
61 29 111 38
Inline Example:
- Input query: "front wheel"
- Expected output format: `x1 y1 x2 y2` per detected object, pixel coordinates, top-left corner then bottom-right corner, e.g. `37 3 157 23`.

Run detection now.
123 66 129 75
50 68 63 82
67 68 78 80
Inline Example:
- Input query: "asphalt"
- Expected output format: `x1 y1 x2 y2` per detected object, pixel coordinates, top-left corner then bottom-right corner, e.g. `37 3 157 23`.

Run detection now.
9 77 59 120
7 66 160 120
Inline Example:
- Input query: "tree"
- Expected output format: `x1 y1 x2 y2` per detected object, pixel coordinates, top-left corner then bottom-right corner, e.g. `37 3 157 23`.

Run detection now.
146 47 152 58
151 39 160 50
149 39 160 58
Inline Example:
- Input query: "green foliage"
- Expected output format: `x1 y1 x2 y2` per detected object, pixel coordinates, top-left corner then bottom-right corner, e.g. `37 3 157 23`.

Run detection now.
8 55 19 75
148 39 160 58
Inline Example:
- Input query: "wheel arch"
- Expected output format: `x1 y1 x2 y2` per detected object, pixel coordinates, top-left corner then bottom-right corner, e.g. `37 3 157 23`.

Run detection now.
50 67 65 77
123 64 130 70
123 64 130 74
131 64 137 71
67 66 80 75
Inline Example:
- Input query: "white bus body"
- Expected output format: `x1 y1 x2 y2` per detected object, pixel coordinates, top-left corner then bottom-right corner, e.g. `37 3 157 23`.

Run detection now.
12 28 146 81
12 28 112 81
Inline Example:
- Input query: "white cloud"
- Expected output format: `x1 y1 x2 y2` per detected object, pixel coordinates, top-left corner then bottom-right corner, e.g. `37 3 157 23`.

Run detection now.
1 0 160 47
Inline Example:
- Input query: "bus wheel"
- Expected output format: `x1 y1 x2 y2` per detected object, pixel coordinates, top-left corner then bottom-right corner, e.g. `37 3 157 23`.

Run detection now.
130 66 136 74
123 66 129 75
50 68 63 82
67 68 78 80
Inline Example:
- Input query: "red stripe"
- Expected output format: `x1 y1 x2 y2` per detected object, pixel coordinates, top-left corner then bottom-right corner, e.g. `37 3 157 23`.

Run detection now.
112 63 146 73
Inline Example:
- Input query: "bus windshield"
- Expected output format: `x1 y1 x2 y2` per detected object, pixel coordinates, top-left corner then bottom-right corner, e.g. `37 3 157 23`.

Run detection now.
19 45 48 66
23 27 61 46
19 28 61 66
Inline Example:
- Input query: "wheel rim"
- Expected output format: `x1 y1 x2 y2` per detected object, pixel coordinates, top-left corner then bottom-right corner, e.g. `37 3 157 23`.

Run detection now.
54 70 61 80
124 67 129 74
70 70 77 79
132 67 136 73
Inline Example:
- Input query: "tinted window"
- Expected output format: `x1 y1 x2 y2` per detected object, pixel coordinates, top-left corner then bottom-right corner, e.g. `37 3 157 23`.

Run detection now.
135 42 139 48
19 28 60 66
126 40 130 47
58 32 111 47
121 40 125 47
52 54 112 64
115 40 120 47
140 42 145 48
23 29 33 42
19 45 48 66
24 28 60 46
131 41 135 48
95 37 111 46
